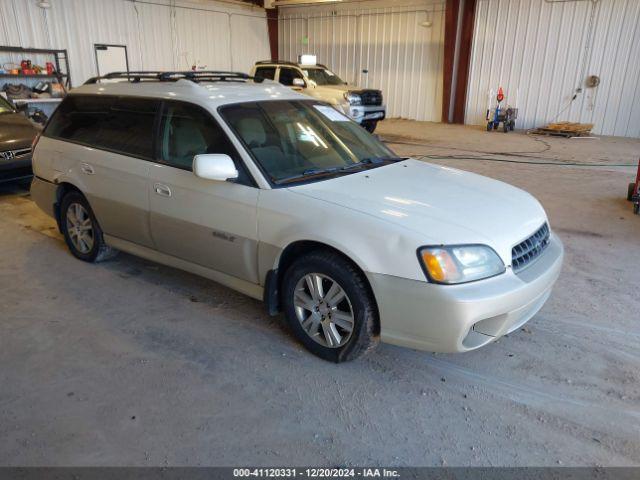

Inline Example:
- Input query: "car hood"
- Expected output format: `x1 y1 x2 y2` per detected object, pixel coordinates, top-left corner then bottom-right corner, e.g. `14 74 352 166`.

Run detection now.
0 113 37 150
314 84 349 93
288 159 548 264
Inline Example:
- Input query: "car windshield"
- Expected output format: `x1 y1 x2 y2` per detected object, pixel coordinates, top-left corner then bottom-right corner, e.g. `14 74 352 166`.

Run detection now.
220 100 400 185
0 96 15 114
303 68 346 86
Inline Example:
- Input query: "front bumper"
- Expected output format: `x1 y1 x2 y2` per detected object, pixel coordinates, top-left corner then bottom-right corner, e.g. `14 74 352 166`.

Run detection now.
367 233 564 353
346 104 386 124
0 154 32 182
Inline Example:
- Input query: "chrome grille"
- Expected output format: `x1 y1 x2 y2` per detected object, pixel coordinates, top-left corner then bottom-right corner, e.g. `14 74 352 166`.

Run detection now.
0 147 31 160
360 90 383 106
511 223 550 272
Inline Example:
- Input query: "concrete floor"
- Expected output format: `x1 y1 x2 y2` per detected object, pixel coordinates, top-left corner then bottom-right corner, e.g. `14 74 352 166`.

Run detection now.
1 121 639 466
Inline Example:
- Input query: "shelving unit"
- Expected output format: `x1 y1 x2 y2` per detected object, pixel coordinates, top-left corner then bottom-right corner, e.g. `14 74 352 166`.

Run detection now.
0 46 71 88
0 46 71 118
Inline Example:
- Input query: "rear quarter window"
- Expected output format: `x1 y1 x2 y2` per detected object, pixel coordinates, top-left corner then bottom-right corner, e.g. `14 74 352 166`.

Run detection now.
45 95 159 160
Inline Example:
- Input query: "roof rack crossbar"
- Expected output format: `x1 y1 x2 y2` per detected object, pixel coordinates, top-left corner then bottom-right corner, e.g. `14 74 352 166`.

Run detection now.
84 70 263 85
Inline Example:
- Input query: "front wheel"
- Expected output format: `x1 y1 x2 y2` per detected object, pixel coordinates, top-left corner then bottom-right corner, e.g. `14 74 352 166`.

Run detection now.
362 120 378 133
628 182 636 201
60 191 117 263
281 250 379 362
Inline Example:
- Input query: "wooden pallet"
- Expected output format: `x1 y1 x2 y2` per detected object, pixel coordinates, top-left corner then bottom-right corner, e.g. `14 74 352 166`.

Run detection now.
532 122 594 138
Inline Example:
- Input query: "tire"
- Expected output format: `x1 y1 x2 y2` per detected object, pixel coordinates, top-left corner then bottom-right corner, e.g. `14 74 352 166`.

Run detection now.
60 191 117 263
634 203 639 215
281 250 379 362
362 120 378 133
503 122 509 133
628 183 636 202
486 122 492 132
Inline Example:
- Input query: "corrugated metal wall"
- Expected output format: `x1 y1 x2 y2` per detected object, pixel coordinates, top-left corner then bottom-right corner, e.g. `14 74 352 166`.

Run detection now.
0 0 270 86
278 0 446 122
465 0 640 138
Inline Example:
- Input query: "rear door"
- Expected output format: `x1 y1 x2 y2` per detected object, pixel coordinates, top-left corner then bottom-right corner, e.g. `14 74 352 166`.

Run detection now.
44 95 158 247
148 100 260 283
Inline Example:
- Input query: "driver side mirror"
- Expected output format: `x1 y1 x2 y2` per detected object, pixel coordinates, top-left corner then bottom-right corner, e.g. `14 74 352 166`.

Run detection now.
193 154 238 182
293 78 305 88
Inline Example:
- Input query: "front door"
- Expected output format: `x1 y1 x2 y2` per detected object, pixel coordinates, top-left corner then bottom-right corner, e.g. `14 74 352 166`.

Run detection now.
277 67 305 92
148 100 260 284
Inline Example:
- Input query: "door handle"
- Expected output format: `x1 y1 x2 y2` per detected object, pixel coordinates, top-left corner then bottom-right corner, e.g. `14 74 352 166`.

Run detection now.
80 162 95 175
154 183 172 197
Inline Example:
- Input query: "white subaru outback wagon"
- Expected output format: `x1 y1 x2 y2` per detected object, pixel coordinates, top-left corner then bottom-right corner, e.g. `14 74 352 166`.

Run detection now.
31 71 563 362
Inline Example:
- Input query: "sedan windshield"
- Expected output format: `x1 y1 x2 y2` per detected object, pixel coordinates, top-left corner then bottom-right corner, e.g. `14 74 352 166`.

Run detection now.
303 68 346 86
0 96 15 114
220 100 399 185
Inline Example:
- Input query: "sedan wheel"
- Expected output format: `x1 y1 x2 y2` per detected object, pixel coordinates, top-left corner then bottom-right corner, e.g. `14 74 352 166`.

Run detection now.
65 203 94 254
293 273 354 348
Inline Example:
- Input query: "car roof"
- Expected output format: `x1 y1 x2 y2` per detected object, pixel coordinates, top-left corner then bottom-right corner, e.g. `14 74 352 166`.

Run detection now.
69 79 307 107
254 61 328 69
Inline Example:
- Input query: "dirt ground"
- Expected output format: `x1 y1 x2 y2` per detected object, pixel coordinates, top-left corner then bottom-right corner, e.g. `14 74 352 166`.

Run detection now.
1 121 639 467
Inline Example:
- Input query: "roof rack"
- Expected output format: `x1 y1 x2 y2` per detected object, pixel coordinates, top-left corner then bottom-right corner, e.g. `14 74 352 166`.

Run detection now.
254 60 329 69
84 71 264 85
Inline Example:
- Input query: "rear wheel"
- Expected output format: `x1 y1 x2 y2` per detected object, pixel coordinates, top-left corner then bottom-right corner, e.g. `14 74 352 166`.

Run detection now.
282 250 379 362
60 191 117 263
628 182 636 201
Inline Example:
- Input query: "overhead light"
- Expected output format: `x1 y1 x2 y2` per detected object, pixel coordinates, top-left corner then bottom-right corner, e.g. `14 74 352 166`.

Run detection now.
420 20 432 28
37 0 51 8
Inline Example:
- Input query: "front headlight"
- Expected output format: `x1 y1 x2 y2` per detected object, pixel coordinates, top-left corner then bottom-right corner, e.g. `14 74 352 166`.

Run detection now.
344 92 362 106
418 245 505 284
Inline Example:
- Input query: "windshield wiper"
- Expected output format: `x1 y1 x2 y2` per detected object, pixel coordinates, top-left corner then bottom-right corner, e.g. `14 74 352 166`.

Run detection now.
274 166 345 185
274 157 407 185
339 156 407 171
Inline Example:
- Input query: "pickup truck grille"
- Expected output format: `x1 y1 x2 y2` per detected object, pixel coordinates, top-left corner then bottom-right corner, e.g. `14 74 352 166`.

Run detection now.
359 90 383 106
511 223 550 272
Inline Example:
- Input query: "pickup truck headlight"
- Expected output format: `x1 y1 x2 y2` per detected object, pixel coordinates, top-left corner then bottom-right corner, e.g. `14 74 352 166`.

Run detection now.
344 92 362 106
418 245 505 284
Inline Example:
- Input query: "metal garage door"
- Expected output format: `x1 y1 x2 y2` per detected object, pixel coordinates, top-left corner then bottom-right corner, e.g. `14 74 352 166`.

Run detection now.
279 0 446 122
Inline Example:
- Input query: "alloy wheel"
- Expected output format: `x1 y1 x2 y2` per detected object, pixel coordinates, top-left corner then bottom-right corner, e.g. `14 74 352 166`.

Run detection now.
66 203 94 254
293 273 354 348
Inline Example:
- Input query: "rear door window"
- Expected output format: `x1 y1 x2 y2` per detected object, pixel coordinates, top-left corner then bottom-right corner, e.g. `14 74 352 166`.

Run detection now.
254 66 276 81
45 95 159 160
94 97 159 159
